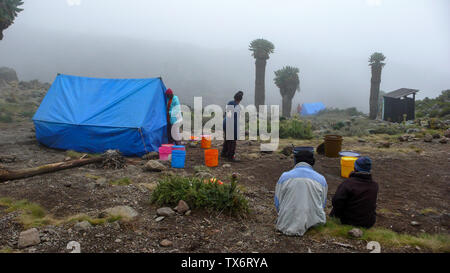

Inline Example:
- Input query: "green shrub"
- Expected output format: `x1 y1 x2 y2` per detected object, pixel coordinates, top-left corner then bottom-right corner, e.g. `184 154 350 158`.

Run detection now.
110 177 131 186
279 119 313 139
150 175 249 216
0 113 13 123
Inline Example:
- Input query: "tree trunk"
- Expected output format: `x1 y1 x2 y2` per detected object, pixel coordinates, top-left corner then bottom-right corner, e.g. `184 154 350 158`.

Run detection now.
281 91 295 118
369 65 382 120
0 157 103 183
254 58 267 110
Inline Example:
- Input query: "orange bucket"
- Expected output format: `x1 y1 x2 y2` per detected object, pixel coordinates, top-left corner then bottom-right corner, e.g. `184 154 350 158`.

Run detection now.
204 149 218 167
201 135 212 149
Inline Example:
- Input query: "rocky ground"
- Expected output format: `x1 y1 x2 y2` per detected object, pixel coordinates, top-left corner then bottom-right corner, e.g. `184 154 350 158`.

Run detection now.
0 121 449 253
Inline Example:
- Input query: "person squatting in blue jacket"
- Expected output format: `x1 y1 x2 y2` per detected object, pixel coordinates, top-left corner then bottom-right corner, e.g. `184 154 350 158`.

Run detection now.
274 149 328 236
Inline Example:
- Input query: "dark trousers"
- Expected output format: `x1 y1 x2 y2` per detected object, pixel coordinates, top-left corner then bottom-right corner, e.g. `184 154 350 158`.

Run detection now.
221 140 237 159
167 123 174 144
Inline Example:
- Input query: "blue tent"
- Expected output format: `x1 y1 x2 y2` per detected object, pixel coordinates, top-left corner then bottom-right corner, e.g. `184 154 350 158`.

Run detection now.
300 102 326 116
32 74 168 156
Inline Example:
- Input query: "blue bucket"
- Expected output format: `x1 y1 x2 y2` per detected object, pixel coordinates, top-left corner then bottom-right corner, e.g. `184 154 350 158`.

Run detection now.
171 150 186 168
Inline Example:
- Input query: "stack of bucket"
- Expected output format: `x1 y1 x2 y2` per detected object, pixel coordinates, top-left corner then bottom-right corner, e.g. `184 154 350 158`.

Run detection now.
201 135 218 167
158 144 186 168
171 145 186 168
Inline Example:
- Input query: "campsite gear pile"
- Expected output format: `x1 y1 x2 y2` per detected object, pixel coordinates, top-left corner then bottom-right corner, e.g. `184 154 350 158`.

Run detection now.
293 141 365 178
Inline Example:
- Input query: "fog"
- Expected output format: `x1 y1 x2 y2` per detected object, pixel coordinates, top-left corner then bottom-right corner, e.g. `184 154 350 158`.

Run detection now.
1 0 449 112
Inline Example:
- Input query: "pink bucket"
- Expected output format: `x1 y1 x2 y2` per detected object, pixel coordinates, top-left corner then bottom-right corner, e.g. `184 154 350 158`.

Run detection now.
159 146 172 160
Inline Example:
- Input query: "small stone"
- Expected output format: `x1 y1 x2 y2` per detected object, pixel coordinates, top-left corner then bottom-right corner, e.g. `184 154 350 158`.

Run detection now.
185 210 191 216
143 160 167 172
195 172 214 179
411 221 420 226
156 207 175 217
63 182 72 187
281 146 292 156
115 239 122 243
358 138 367 143
175 200 190 214
74 221 92 232
378 142 391 148
222 164 231 168
348 228 363 238
104 205 139 220
18 228 40 248
246 153 260 160
64 157 71 161
247 175 255 181
424 134 433 142
439 138 448 144
160 239 173 247
444 129 450 138
432 133 441 139
141 151 159 160
155 216 165 222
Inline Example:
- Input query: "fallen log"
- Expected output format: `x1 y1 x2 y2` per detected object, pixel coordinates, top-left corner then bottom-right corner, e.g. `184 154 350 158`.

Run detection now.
0 157 103 183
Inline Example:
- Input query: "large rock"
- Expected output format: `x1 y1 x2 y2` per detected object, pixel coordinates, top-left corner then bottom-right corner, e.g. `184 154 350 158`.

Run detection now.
104 206 139 220
175 200 190 214
0 67 18 82
156 207 176 217
18 228 40 248
423 134 433 143
0 79 10 90
144 160 167 172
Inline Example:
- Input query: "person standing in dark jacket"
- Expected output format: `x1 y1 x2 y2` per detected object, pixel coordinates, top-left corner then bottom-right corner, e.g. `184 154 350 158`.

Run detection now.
330 157 378 228
221 91 243 162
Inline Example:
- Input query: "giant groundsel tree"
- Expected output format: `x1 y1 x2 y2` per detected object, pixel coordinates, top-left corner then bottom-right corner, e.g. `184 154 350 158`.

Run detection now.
0 0 23 41
369 52 386 120
249 38 275 110
274 66 300 117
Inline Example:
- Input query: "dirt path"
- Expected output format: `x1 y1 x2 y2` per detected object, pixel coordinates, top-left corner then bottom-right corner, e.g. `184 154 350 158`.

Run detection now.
0 122 449 253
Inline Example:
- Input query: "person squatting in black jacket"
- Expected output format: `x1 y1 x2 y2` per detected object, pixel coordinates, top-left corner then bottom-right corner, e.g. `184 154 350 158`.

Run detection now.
330 156 379 228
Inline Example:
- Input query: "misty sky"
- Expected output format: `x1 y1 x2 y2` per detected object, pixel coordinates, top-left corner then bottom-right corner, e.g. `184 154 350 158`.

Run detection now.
1 0 449 112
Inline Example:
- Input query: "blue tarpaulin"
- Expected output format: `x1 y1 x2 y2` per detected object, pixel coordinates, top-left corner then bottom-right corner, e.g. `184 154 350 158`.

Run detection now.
300 102 326 116
32 74 168 156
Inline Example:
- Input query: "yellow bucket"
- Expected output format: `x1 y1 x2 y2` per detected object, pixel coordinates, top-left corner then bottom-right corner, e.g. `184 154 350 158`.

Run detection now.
340 156 358 178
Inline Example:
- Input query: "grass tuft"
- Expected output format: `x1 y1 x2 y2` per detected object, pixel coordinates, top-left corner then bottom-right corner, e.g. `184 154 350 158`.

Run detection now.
110 177 131 186
308 217 450 252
